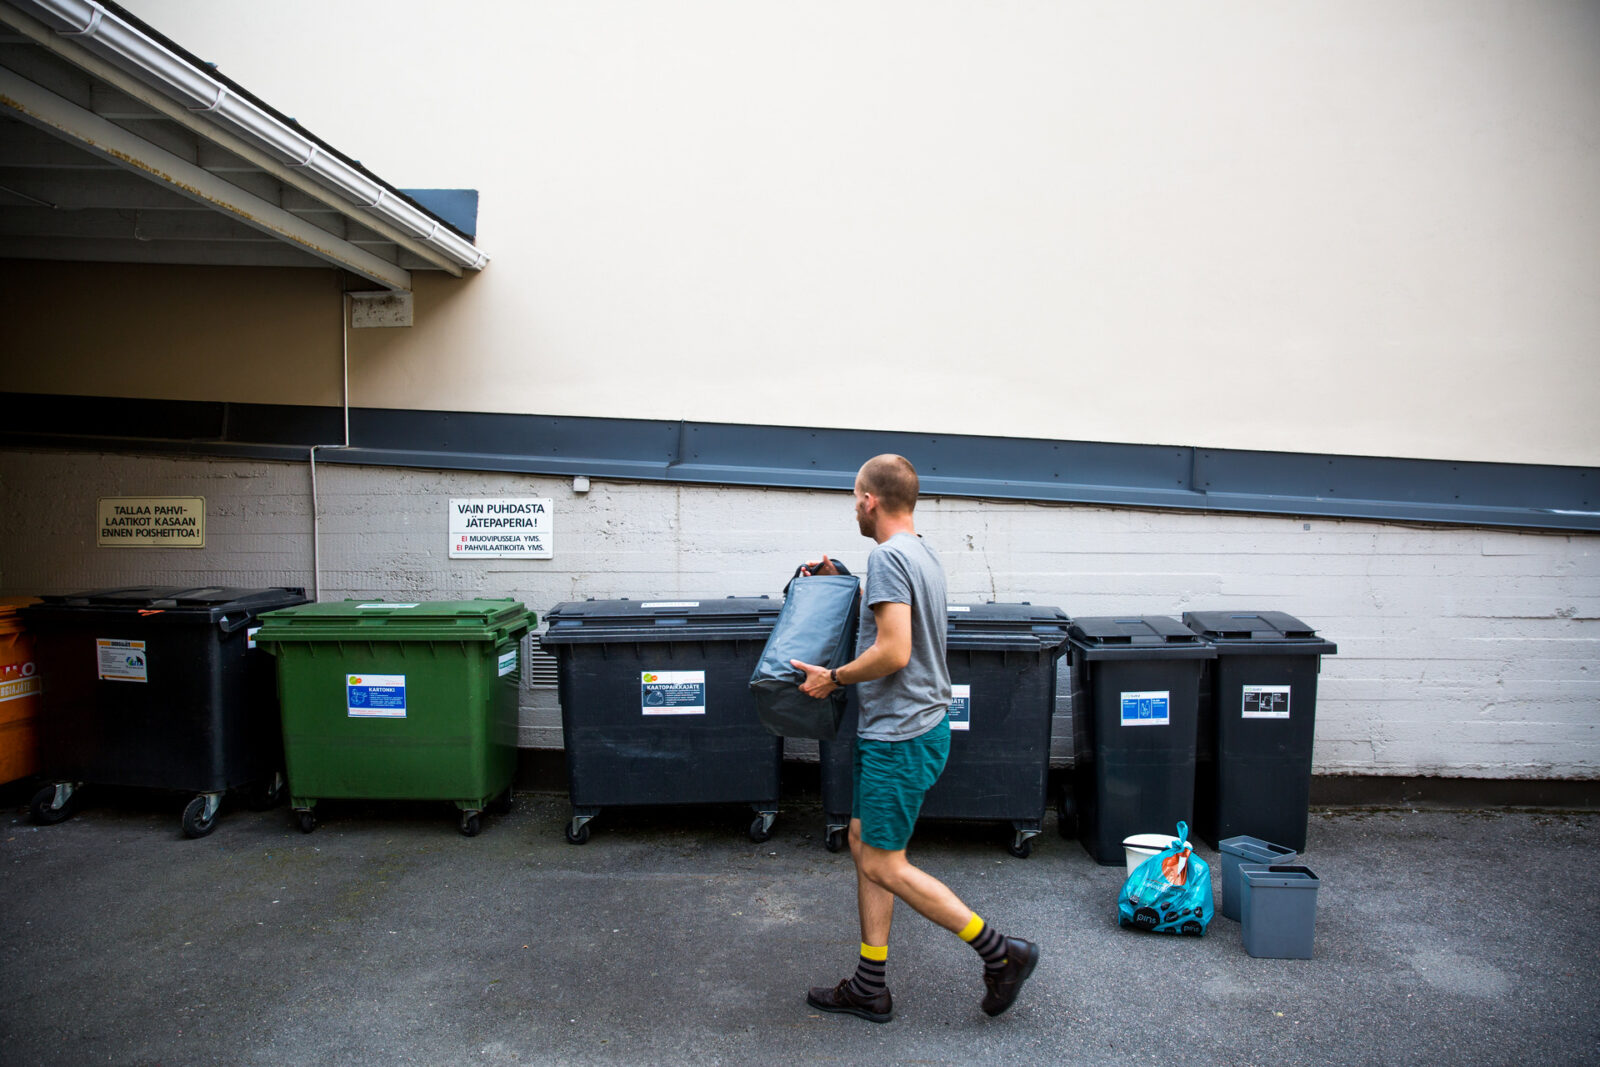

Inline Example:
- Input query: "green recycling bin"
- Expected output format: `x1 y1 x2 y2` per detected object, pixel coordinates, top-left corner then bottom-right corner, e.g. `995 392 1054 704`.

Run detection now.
254 598 533 836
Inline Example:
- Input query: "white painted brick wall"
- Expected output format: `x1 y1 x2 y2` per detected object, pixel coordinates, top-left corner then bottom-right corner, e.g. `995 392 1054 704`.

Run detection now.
3 448 1596 779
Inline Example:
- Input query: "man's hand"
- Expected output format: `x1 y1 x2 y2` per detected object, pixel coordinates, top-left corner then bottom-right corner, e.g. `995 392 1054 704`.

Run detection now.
799 554 839 577
791 659 836 699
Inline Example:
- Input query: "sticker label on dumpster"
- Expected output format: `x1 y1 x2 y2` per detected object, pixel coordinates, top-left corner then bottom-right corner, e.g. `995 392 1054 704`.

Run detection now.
0 660 39 702
641 670 706 715
96 639 148 682
247 626 260 649
498 649 518 677
948 684 971 730
348 674 407 718
1242 684 1291 718
357 603 419 609
1120 690 1169 726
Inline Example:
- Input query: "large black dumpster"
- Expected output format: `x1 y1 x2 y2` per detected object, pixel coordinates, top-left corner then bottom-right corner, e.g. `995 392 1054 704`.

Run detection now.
540 597 782 844
21 585 309 837
1183 611 1336 851
819 603 1071 857
1063 616 1216 865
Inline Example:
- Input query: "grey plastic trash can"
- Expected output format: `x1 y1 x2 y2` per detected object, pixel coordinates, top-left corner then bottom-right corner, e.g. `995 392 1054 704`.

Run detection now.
1240 864 1321 959
1218 835 1298 921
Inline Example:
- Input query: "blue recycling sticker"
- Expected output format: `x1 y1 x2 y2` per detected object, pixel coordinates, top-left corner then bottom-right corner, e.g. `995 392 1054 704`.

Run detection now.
1120 690 1170 726
348 673 407 718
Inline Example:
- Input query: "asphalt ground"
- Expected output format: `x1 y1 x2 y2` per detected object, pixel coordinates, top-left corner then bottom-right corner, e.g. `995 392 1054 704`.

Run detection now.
1 777 1597 1067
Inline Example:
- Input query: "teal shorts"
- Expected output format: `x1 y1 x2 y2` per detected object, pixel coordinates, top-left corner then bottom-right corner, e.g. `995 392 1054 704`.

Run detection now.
852 717 951 851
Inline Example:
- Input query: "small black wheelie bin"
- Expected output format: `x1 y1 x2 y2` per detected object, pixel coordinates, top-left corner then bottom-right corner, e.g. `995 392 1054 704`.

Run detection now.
1183 611 1336 851
1063 616 1215 865
819 603 1071 856
21 585 309 837
540 597 782 844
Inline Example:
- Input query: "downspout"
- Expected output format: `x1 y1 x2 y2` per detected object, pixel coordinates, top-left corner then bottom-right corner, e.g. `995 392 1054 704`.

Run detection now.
308 292 352 600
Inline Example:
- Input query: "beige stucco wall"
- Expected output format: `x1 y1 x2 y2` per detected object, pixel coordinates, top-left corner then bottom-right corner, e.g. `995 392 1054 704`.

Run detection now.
15 0 1597 468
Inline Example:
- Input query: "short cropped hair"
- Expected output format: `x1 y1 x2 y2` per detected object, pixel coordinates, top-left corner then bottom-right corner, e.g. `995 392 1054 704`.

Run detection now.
859 454 919 514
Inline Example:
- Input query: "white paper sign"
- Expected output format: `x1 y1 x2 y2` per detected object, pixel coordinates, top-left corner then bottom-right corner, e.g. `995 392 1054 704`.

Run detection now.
449 498 553 558
97 638 148 682
1242 685 1292 718
949 684 971 730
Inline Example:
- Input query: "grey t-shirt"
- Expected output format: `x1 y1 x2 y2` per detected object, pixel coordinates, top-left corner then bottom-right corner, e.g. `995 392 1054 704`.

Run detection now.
855 533 952 741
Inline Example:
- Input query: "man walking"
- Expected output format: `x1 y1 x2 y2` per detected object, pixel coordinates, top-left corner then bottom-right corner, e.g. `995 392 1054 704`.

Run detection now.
791 454 1039 1023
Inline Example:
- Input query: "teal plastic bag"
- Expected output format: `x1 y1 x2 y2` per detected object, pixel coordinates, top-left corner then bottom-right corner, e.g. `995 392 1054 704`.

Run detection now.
1117 821 1214 936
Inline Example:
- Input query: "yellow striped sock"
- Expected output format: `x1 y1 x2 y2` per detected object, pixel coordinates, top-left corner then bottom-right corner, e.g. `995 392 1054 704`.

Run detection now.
957 913 985 942
859 942 888 962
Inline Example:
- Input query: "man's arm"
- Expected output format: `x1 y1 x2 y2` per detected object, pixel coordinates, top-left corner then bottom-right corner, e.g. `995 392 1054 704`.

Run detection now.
793 600 910 698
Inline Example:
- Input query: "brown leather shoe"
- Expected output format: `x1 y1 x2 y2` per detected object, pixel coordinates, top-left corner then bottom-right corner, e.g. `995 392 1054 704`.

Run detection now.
980 937 1040 1017
806 978 893 1023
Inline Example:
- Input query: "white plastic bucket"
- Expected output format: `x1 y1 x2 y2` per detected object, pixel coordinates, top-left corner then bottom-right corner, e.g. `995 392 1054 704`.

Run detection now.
1122 833 1180 874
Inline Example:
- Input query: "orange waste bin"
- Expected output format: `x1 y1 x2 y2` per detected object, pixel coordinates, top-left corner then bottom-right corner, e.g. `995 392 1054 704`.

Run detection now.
0 597 42 786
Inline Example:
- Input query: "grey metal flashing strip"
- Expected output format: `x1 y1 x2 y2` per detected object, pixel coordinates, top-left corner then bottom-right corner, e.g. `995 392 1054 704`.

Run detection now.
2 392 1595 532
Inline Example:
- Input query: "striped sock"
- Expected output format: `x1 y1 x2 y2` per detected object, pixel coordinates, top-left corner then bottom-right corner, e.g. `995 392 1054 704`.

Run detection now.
847 943 888 997
959 913 1008 973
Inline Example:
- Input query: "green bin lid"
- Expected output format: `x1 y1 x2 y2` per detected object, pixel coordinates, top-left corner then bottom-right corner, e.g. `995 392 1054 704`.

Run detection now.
254 598 533 644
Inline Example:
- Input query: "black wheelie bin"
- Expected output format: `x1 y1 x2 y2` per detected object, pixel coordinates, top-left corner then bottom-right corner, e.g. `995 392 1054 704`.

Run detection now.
1183 611 1336 851
21 585 309 837
541 597 782 844
819 603 1072 856
1062 616 1215 865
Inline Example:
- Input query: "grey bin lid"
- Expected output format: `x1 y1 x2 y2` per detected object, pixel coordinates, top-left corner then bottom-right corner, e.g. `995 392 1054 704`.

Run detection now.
946 603 1071 653
1182 611 1336 657
540 596 780 647
1065 615 1217 662
27 585 310 628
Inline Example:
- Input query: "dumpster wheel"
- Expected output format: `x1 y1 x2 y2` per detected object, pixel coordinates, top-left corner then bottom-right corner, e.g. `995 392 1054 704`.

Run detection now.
29 782 80 826
748 809 777 844
565 815 592 845
182 794 223 839
1008 831 1035 859
824 825 848 853
294 808 317 834
459 811 483 837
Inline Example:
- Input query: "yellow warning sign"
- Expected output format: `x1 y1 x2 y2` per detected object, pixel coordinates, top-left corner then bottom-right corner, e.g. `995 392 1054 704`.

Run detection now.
97 497 205 549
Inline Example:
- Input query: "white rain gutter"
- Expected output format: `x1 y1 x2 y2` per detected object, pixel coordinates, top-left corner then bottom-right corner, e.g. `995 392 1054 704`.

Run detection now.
8 0 488 273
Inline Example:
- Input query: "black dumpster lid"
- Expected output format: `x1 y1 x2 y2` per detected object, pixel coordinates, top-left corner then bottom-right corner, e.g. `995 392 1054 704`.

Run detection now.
1182 611 1336 656
36 586 309 614
1066 615 1216 660
946 603 1071 653
541 596 779 645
